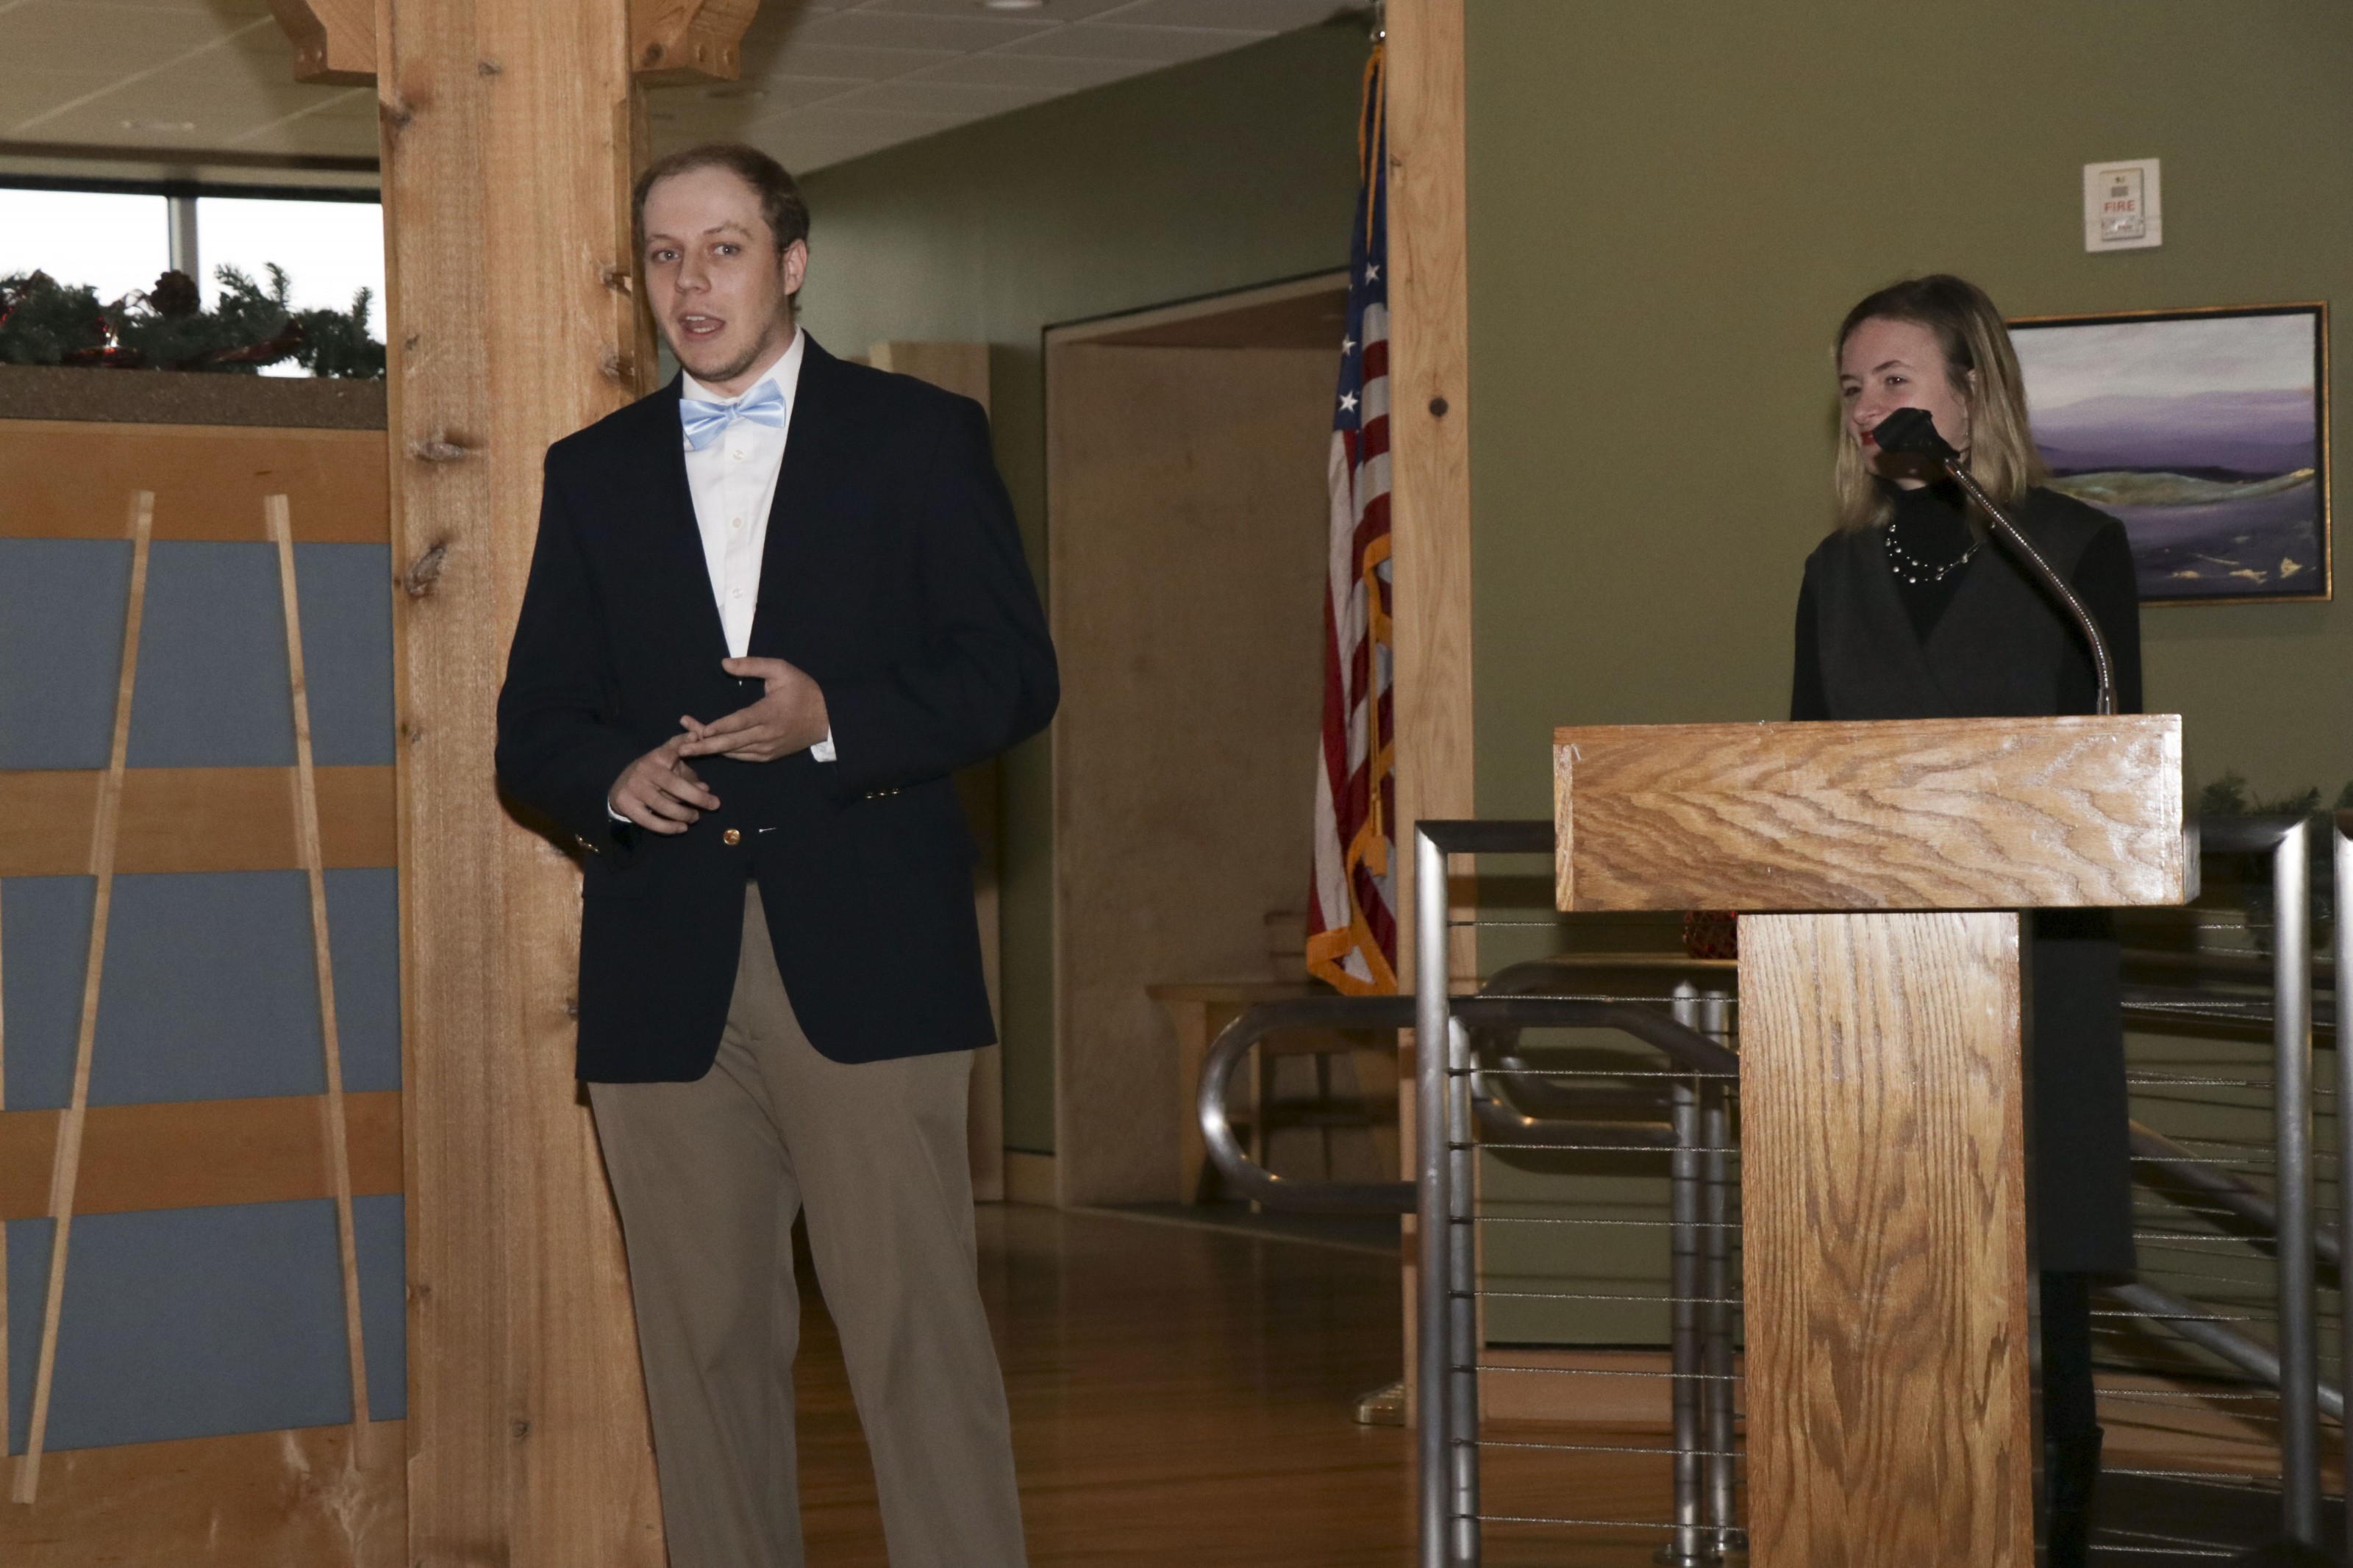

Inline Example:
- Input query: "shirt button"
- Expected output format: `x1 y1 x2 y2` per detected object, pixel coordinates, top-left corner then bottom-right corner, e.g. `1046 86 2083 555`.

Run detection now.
730 587 743 598
723 828 742 846
730 449 744 461
730 517 743 529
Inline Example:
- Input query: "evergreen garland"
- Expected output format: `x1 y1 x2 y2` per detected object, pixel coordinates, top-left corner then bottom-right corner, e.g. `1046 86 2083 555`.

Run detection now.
0 263 385 379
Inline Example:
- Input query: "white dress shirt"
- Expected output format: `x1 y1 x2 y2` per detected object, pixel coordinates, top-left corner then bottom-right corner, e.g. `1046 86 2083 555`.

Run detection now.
609 333 829 821
677 329 833 764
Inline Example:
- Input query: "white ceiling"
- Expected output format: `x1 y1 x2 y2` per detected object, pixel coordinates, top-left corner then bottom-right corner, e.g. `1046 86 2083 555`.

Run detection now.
0 0 1357 179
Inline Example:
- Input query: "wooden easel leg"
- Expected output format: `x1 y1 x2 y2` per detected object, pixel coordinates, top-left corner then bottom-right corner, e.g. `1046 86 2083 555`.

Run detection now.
15 491 154 1505
1737 910 2035 1567
267 495 374 1464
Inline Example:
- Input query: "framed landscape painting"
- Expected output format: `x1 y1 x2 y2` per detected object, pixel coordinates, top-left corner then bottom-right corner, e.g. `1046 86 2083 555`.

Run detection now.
2010 303 2329 604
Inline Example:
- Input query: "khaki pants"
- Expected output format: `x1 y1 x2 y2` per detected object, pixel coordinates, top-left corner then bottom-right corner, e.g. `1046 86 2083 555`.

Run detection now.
589 886 1026 1568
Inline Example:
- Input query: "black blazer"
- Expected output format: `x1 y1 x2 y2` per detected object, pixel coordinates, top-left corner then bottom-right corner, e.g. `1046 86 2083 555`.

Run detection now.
495 337 1057 1079
1789 487 2143 1275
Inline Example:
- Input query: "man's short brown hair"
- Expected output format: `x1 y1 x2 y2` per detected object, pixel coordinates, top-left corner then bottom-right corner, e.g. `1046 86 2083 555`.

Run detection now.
632 142 810 256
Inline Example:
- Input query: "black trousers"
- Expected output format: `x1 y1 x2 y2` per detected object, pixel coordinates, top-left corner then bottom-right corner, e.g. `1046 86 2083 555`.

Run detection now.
2042 1270 2099 1439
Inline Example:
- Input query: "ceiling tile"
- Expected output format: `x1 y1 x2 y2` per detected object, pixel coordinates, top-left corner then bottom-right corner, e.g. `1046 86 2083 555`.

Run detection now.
221 120 379 159
649 74 868 123
996 21 1258 62
849 0 1138 19
4 2 244 76
759 43 963 81
790 9 1050 52
0 0 1336 180
1108 0 1342 29
909 51 1140 91
0 63 121 100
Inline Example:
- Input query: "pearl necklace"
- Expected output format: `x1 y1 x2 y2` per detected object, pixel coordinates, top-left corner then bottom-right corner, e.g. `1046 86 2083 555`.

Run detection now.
1883 520 1982 585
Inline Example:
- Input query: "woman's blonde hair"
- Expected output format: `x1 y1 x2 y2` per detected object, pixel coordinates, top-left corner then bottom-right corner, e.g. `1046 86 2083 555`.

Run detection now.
1832 273 2049 531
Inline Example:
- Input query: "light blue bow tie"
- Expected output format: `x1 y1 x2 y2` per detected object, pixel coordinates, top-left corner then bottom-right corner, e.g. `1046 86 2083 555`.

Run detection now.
680 379 788 451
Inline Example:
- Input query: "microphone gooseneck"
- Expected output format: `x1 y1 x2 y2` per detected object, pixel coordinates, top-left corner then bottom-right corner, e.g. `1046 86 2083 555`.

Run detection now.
1869 409 2117 717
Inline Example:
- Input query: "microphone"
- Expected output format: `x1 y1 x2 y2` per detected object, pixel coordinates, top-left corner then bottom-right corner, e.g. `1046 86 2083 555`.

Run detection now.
1869 408 2116 717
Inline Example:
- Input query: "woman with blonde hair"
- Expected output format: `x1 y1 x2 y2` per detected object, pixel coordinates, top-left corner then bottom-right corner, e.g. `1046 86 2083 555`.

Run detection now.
1790 274 2141 1567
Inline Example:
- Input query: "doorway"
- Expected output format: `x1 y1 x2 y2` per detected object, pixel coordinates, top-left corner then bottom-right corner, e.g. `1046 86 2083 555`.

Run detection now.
1045 271 1365 1206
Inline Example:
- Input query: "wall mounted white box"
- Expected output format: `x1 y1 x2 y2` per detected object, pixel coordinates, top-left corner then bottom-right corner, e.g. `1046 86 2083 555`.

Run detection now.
2084 159 2162 251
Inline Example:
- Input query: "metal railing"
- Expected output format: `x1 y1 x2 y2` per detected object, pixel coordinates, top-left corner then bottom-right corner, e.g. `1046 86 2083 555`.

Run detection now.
1194 812 2352 1565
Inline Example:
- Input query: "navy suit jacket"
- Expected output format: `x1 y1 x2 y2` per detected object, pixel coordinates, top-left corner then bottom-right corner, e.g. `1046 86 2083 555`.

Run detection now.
494 337 1057 1078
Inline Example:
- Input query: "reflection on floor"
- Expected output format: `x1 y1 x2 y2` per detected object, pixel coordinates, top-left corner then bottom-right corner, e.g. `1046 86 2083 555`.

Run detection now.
790 1205 2333 1565
1094 1200 1402 1256
795 1203 1673 1566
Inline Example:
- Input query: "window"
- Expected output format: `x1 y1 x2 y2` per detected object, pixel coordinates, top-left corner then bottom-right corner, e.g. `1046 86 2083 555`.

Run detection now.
0 185 385 376
0 189 170 304
198 196 385 315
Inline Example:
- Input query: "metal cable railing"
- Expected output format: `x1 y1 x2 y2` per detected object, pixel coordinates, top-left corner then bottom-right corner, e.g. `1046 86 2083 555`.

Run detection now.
1197 813 2350 1566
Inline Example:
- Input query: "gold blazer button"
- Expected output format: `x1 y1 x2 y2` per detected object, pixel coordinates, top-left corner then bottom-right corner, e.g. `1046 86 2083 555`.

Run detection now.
722 828 742 846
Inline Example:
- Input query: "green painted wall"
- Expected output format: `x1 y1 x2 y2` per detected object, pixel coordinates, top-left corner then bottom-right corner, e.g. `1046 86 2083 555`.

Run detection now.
1468 2 2353 823
1465 2 2353 1347
790 2 2352 1164
795 21 1370 1153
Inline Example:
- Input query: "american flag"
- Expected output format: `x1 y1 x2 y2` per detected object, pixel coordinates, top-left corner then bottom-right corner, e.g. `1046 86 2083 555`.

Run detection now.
1307 46 1396 996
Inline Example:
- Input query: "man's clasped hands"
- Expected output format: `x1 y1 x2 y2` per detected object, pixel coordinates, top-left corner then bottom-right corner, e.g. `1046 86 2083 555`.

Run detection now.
607 655 832 834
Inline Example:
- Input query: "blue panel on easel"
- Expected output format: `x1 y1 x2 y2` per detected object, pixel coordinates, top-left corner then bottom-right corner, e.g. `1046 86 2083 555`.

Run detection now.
0 877 95 1113
6 1217 50 1453
326 868 401 1094
7 1201 352 1452
93 872 327 1105
0 540 131 770
1 870 401 1111
125 542 296 768
293 543 396 767
354 1194 406 1420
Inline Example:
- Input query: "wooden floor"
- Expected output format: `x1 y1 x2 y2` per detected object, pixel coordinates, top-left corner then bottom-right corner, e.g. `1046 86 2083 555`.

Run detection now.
794 1204 1674 1567
784 1203 2338 1565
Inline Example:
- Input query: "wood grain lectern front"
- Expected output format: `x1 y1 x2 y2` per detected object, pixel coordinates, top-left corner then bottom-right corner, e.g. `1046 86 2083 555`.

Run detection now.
1553 715 2187 1567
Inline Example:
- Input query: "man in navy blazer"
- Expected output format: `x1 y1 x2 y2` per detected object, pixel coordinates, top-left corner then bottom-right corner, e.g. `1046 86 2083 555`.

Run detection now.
496 143 1053 1568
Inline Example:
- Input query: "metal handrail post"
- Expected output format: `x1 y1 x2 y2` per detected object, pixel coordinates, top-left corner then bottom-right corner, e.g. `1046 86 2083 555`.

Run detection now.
1665 984 1706 1565
1446 1017 1482 1567
1699 989 1740 1557
2272 818 2320 1544
1415 826 1453 1568
2337 815 2353 1568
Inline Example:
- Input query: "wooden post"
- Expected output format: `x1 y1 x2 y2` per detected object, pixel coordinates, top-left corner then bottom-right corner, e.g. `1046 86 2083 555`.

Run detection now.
266 3 754 1562
1383 0 1474 1421
1386 0 1474 988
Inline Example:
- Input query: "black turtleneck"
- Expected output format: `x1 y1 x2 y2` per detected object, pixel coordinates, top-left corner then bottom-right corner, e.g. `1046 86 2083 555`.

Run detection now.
1790 480 2143 720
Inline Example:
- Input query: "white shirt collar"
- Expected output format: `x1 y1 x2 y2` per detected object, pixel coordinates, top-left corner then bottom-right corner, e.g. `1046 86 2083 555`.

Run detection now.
679 323 804 409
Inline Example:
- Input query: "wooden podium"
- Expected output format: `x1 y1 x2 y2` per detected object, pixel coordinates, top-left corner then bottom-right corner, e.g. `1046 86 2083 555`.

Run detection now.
1552 715 2187 1567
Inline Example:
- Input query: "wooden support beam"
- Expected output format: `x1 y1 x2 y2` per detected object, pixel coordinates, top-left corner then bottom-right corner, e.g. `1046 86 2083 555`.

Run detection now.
268 0 376 86
0 422 388 543
1382 0 1474 1422
1387 0 1476 967
0 1423 404 1565
0 767 394 876
631 0 757 82
0 1092 404 1222
261 0 709 1559
270 0 755 87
